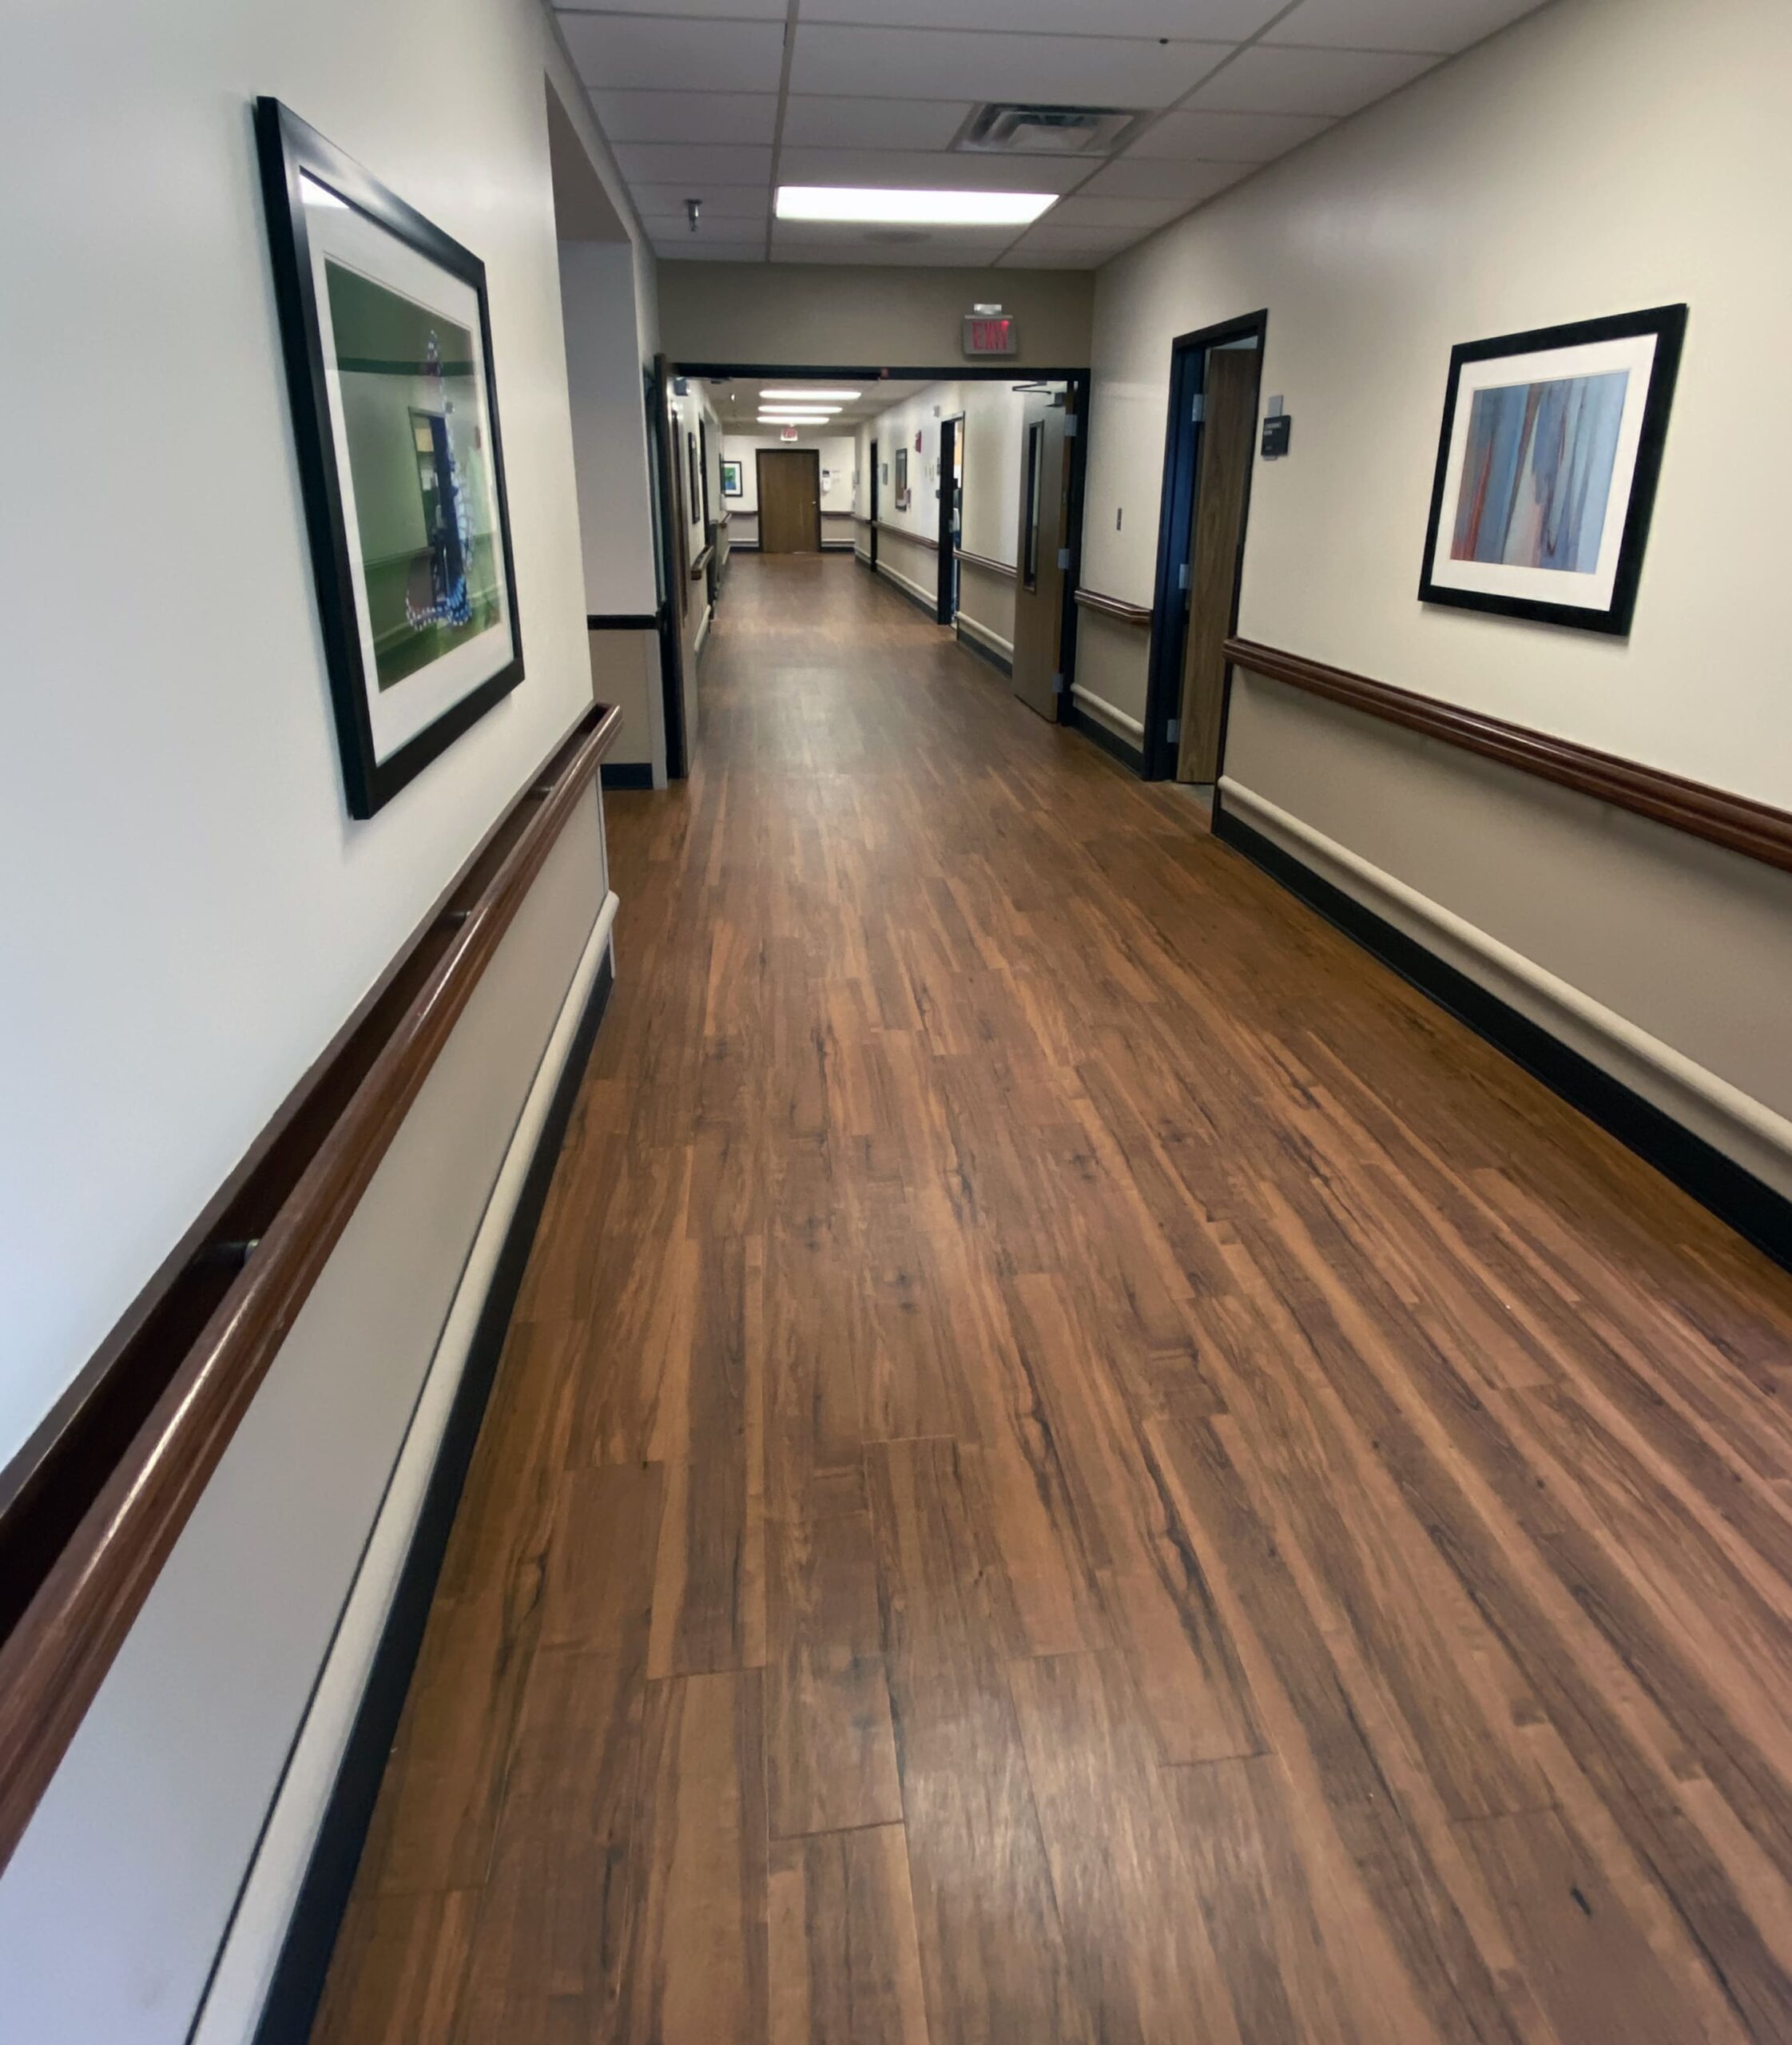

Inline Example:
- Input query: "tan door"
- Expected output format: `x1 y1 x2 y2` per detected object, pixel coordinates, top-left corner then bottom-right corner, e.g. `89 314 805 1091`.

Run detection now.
1177 347 1259 782
1011 390 1071 720
757 449 821 554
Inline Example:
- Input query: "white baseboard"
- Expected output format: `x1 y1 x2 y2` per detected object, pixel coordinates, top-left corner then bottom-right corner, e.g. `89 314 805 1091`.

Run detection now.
189 891 620 2045
1071 683 1144 741
1222 780 1792 1197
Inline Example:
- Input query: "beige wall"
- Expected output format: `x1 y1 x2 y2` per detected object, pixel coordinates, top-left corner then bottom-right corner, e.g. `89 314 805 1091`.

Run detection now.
658 262 1092 374
859 378 1030 657
1085 0 1792 1191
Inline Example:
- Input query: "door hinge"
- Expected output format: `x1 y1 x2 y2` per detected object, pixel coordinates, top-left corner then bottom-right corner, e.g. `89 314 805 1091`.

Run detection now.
1177 562 1190 593
1064 414 1079 437
1057 546 1071 571
1166 717 1181 742
1191 394 1206 425
1052 673 1067 694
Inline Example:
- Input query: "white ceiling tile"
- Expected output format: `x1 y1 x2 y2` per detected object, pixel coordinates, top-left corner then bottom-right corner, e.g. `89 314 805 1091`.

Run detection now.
615 142 776 184
772 240 1007 267
1263 0 1549 53
780 97 977 153
631 182 770 216
1185 43 1440 114
999 246 1109 268
558 0 781 18
561 14 788 93
797 0 1282 32
787 26 1234 109
1127 109 1335 161
590 90 779 145
642 211 768 245
1007 221 1134 250
771 218 1015 251
1044 193 1188 229
1075 157 1250 202
775 146 1087 196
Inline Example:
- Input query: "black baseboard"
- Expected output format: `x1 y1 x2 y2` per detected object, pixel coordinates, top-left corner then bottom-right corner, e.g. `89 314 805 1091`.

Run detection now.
252 944 617 2045
586 611 658 631
855 550 874 570
954 622 1013 677
1068 702 1146 776
876 563 944 622
601 760 654 791
1212 798 1792 1277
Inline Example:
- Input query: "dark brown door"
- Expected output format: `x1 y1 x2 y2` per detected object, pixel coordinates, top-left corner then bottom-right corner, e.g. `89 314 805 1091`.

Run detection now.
1177 346 1260 782
1011 391 1070 721
757 449 821 554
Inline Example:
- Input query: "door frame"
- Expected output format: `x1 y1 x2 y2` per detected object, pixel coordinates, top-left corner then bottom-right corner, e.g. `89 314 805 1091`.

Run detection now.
1140 311 1267 781
646 356 689 780
868 439 880 570
754 446 822 554
935 412 964 625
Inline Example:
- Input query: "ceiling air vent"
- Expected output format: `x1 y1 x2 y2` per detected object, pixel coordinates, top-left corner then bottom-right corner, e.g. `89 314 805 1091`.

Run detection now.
952 103 1142 157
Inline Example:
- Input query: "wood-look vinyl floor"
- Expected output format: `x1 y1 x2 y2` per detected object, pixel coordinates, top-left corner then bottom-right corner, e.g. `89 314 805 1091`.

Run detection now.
312 554 1792 2044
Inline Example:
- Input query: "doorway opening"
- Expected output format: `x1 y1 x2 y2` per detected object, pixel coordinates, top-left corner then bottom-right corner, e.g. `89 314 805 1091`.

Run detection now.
1142 312 1267 788
755 447 823 554
936 414 964 625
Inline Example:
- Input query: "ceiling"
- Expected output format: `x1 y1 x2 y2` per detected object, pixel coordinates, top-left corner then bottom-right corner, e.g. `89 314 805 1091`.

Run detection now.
708 377 935 436
554 0 1552 269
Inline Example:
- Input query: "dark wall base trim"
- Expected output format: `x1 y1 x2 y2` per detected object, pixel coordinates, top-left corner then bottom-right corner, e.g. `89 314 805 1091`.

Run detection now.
1067 702 1146 776
954 622 1012 677
601 761 654 791
1212 798 1792 1277
252 947 616 2045
876 563 944 624
586 612 658 631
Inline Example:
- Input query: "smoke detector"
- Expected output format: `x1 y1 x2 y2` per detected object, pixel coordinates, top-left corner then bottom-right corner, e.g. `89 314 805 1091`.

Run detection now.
952 103 1143 157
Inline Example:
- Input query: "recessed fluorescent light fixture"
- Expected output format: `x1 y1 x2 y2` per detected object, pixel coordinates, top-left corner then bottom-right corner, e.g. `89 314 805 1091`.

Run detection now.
760 408 832 419
760 388 861 403
777 185 1055 227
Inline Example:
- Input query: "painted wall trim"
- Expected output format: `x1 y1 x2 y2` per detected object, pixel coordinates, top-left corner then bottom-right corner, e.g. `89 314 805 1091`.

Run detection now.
209 891 618 2044
1071 683 1145 741
1221 779 1792 1215
954 614 1014 669
1226 639 1792 875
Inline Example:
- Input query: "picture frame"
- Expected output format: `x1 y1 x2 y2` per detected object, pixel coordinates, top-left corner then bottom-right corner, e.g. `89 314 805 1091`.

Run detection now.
687 434 701 522
721 459 743 498
1418 303 1687 637
894 446 910 510
255 97 524 817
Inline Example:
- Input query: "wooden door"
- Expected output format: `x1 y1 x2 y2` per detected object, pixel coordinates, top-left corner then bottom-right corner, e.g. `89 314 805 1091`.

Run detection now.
1010 391 1070 721
1177 347 1259 782
757 449 821 554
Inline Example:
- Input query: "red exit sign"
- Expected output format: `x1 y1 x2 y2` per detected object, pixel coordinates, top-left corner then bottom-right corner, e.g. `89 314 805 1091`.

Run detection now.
963 313 1018 357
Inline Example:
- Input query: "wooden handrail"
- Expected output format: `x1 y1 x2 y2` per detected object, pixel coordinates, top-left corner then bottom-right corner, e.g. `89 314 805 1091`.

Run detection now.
876 522 939 551
955 547 1015 580
690 544 714 579
1225 637 1792 876
0 701 621 1872
1075 589 1153 628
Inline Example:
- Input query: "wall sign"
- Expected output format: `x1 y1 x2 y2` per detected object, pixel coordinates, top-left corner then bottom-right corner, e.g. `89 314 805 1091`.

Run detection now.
963 313 1019 357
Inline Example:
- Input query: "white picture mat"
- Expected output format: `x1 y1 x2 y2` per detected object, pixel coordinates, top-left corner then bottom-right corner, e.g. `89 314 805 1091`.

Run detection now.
302 175 515 764
1428 330 1660 612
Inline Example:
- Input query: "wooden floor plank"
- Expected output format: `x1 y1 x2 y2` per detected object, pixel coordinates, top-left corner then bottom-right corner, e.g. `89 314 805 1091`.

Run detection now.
312 554 1792 2045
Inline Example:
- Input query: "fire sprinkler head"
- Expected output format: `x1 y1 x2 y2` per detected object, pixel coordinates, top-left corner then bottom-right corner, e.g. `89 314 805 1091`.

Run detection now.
685 197 701 234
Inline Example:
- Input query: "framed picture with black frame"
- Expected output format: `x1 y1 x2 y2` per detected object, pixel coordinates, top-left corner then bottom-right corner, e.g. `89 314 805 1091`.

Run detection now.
1418 302 1687 637
721 458 743 498
256 97 524 817
894 446 910 510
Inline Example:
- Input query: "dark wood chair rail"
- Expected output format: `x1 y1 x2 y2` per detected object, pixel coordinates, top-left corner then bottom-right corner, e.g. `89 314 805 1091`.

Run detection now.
876 522 940 551
1075 589 1154 628
955 547 1016 580
690 545 714 579
0 701 621 1874
1225 637 1792 876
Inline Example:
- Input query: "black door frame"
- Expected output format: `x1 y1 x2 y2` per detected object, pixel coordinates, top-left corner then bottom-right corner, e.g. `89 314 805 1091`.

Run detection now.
646 356 689 780
935 412 964 624
754 446 822 554
677 363 1092 721
1140 311 1267 781
868 439 880 570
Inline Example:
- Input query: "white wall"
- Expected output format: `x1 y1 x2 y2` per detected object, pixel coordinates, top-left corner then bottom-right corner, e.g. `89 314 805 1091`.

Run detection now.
1085 0 1792 806
1083 0 1792 1186
560 239 658 616
0 0 649 1471
722 433 856 517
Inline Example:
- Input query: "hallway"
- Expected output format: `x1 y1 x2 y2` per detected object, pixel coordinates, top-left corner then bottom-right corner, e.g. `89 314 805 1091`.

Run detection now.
315 554 1792 2043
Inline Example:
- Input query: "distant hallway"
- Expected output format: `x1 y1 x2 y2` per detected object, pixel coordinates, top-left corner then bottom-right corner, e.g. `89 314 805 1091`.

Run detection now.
315 551 1792 2045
